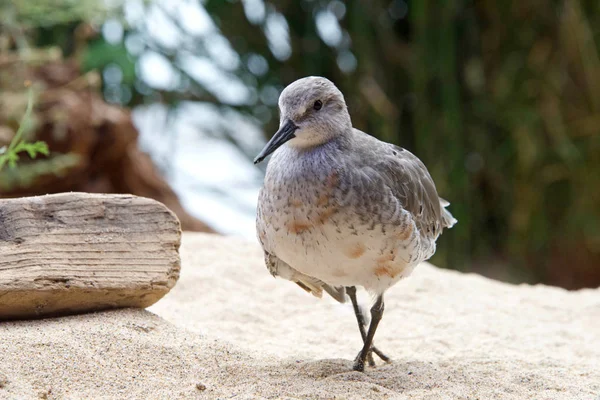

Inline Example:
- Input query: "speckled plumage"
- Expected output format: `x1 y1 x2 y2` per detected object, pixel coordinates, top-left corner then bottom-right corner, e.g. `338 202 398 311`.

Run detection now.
254 76 456 371
256 77 456 297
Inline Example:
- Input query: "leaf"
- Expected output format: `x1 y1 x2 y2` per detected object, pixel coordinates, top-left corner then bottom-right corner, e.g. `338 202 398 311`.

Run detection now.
23 141 50 158
7 153 19 169
35 141 50 156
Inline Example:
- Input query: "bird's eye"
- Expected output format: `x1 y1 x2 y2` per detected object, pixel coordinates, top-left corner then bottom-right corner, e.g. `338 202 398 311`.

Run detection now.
313 100 323 111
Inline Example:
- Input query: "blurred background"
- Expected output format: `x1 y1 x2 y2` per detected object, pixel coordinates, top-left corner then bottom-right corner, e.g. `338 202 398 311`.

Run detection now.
1 0 599 289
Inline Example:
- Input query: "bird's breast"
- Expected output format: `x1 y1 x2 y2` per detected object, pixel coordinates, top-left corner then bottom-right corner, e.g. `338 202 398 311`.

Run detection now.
257 149 432 292
279 170 340 234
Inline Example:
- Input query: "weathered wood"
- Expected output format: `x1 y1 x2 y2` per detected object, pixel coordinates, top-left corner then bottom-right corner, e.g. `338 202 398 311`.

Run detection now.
0 193 181 320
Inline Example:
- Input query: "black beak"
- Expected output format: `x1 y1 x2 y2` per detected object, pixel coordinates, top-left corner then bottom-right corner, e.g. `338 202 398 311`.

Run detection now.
254 120 298 164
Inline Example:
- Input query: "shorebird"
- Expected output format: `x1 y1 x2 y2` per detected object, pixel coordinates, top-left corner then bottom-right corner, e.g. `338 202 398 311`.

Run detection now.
254 76 456 372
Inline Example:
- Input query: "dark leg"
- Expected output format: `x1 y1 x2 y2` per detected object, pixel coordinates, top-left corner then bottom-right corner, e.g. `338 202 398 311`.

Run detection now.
346 286 375 367
353 294 385 372
346 287 390 367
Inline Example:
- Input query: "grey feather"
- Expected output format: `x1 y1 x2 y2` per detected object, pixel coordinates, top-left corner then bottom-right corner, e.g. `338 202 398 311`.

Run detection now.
349 129 457 238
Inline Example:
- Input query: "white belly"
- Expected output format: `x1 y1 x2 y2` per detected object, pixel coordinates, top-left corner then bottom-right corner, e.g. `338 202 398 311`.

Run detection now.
263 210 431 294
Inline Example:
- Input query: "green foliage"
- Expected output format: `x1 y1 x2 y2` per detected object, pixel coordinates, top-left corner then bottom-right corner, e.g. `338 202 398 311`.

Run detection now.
0 153 81 192
1 0 119 28
0 87 49 172
408 0 600 284
0 140 49 170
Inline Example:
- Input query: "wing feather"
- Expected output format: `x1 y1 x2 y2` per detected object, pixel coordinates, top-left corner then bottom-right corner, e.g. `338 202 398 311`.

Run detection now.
350 129 456 236
379 144 456 235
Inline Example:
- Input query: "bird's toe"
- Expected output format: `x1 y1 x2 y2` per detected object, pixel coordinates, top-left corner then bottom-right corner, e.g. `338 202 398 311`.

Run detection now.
353 351 366 372
352 360 365 372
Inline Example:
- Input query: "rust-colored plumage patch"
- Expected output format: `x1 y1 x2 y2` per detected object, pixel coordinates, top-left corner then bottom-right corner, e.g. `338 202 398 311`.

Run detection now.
326 172 339 188
290 198 303 208
374 265 397 278
373 252 402 278
396 223 414 241
376 252 395 265
287 220 312 234
316 172 338 207
345 242 366 259
317 193 329 207
316 206 337 225
287 171 340 233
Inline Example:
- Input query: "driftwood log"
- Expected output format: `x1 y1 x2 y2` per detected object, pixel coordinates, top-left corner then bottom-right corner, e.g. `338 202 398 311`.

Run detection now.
0 193 181 320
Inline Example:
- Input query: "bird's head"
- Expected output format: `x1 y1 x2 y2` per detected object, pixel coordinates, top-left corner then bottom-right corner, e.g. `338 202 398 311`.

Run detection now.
254 76 351 164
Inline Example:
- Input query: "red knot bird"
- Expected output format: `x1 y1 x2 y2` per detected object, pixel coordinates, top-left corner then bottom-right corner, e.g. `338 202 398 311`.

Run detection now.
254 76 457 372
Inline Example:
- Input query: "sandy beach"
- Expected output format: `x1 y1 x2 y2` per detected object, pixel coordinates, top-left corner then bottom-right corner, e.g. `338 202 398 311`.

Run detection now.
1 232 599 399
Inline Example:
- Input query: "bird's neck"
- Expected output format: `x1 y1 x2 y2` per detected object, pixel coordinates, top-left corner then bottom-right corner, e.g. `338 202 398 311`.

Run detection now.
267 139 343 190
286 131 349 159
289 123 351 150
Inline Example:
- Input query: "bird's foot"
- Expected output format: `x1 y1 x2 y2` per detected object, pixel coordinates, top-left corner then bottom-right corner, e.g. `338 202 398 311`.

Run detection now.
353 346 391 371
367 351 375 367
353 350 366 372
372 346 391 363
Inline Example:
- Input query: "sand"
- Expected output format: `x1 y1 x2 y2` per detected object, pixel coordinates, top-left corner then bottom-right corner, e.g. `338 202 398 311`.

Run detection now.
1 232 599 399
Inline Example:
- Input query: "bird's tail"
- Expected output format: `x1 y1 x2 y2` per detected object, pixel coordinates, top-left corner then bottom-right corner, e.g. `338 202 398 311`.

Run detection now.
439 198 458 228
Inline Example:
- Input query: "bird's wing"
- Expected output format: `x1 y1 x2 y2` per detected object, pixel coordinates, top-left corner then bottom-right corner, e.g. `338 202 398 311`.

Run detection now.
377 143 457 235
349 129 456 236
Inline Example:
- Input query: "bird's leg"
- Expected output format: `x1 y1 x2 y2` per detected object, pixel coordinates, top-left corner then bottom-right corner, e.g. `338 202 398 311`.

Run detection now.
346 287 390 366
346 286 375 367
353 295 385 372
